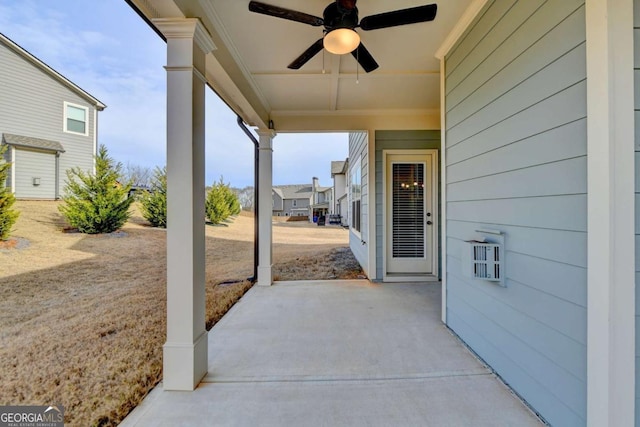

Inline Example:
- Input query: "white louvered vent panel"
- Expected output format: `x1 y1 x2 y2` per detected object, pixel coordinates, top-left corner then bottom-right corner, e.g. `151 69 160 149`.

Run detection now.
464 242 502 282
392 163 425 258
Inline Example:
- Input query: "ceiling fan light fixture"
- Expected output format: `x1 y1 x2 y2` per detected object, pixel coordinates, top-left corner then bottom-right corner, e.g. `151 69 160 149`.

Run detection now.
323 28 360 55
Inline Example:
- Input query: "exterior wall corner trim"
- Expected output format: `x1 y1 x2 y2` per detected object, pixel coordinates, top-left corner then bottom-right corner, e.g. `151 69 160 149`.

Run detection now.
435 0 492 60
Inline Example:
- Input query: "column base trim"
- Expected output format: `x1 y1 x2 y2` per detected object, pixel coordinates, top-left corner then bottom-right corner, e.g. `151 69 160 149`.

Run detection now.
257 265 273 286
162 330 208 391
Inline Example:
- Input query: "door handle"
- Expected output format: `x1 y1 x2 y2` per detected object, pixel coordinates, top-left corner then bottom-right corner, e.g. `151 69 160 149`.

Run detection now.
427 221 433 225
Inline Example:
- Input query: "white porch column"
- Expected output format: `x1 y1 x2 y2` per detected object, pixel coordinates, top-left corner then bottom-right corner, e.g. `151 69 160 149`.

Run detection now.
585 0 635 425
153 18 215 391
257 130 275 286
439 58 447 324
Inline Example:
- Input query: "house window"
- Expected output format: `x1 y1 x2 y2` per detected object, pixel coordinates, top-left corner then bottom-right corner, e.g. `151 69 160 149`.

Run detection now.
350 158 361 233
64 102 88 135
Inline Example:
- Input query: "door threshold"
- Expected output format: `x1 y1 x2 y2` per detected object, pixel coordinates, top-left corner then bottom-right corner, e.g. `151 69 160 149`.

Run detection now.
383 274 439 283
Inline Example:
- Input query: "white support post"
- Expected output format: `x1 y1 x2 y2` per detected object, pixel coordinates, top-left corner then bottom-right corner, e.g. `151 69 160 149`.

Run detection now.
439 58 447 325
367 129 376 280
153 18 216 391
257 130 275 286
585 0 636 425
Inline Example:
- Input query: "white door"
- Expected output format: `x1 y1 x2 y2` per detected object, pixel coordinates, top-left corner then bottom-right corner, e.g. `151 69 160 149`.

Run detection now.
386 153 435 275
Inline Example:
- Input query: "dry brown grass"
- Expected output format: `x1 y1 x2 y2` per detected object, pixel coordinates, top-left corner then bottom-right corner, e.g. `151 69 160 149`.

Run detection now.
0 201 361 426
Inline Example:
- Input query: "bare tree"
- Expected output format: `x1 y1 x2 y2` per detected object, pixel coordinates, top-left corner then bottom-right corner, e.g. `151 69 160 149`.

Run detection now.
233 186 255 211
123 162 153 188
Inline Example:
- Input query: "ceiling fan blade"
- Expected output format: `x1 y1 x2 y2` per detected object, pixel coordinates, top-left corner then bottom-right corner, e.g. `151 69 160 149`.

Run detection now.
360 4 437 31
351 42 379 73
288 38 325 69
249 1 324 27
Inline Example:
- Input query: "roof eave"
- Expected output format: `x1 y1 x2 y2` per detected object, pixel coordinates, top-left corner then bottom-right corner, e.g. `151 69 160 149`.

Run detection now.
0 32 107 110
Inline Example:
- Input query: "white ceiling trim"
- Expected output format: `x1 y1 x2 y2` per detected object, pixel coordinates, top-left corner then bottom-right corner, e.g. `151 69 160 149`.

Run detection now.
270 110 441 132
435 0 492 59
198 0 272 112
271 108 440 117
251 71 440 79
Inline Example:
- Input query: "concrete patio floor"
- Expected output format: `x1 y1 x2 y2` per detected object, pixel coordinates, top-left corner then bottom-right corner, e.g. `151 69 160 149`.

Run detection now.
121 280 542 426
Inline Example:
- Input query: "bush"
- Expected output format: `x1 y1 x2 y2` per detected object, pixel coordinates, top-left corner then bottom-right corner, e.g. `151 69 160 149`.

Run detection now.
227 188 241 216
140 167 167 228
205 177 241 225
205 179 231 225
59 145 133 234
0 144 19 241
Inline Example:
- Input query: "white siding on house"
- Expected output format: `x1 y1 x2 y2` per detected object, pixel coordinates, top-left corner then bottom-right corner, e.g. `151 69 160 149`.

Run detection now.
333 174 346 207
338 197 348 226
14 149 56 199
444 1 587 425
0 40 96 199
349 132 368 274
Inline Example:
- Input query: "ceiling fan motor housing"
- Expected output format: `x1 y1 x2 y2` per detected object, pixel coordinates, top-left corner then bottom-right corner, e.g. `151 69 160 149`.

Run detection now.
323 2 359 30
247 0 438 72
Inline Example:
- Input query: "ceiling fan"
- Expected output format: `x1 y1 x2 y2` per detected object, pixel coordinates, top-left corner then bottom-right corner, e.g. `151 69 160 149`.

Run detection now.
248 0 438 72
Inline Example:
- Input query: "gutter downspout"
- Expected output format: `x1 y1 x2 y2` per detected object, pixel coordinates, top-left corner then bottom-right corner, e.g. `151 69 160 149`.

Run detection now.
125 0 260 283
237 116 259 284
128 0 260 283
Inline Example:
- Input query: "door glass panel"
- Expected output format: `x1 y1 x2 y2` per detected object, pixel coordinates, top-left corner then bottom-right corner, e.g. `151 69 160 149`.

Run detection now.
392 163 424 258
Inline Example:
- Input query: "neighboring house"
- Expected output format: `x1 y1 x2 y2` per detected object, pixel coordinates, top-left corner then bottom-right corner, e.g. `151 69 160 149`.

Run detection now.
331 159 349 226
0 32 105 199
310 176 331 221
131 1 636 425
271 184 313 217
272 178 332 219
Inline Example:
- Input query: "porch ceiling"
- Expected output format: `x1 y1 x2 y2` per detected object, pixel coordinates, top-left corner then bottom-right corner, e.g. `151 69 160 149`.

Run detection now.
132 0 473 131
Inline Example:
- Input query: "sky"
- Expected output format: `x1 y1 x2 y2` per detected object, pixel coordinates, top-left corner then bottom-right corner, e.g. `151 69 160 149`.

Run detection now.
0 0 349 188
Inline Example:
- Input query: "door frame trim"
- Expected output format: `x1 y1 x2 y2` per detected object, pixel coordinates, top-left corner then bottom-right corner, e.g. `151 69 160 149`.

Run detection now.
382 149 439 282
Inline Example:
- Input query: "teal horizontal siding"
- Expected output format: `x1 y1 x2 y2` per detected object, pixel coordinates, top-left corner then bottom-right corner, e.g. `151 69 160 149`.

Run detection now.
349 132 368 274
447 80 587 163
446 0 518 79
447 220 587 269
447 119 586 184
447 157 586 202
444 0 587 424
634 0 640 423
447 302 585 427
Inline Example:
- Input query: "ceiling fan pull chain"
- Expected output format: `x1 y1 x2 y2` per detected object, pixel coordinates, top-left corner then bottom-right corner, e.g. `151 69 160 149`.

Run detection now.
322 48 326 74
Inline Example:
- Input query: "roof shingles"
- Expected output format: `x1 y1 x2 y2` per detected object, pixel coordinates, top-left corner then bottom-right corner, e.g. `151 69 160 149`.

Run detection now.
273 184 313 199
2 133 65 153
331 160 346 175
